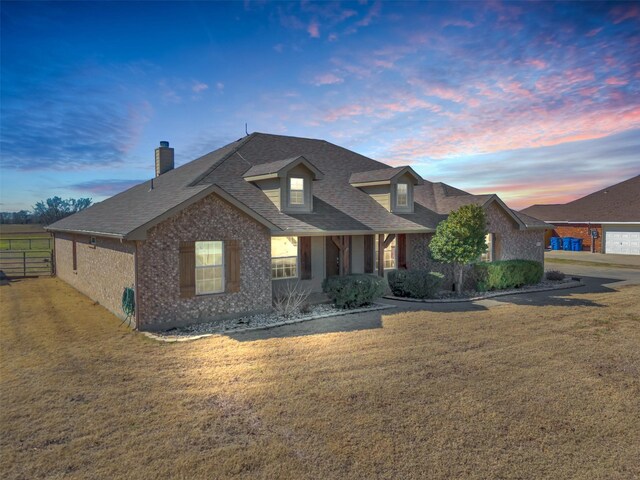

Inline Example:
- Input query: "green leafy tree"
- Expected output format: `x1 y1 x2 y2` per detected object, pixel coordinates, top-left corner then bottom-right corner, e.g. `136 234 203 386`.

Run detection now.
429 204 488 295
33 196 92 225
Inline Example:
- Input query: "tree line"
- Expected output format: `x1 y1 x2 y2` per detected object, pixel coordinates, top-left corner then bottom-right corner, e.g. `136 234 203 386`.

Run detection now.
0 197 92 225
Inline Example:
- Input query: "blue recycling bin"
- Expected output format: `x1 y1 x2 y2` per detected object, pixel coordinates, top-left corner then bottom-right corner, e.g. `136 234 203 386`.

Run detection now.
562 237 573 251
550 237 561 250
571 238 583 251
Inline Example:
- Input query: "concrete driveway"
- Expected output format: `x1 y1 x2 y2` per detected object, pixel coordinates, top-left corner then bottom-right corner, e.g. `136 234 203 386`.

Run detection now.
544 250 640 287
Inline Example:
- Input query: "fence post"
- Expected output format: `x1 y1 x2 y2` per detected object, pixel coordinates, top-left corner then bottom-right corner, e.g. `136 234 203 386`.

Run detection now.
23 251 26 277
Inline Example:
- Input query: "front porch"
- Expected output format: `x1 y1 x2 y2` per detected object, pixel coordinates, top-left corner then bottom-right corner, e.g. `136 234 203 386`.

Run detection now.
271 233 408 295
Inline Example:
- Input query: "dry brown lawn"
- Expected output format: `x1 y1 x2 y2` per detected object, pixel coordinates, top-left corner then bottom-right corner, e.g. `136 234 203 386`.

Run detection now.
1 278 639 480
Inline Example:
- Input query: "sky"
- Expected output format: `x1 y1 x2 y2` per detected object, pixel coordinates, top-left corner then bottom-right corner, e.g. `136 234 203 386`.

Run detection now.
1 1 639 212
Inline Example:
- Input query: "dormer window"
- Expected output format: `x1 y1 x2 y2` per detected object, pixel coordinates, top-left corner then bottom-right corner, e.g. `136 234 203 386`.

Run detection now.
349 165 422 214
289 177 305 206
396 183 409 207
243 155 323 214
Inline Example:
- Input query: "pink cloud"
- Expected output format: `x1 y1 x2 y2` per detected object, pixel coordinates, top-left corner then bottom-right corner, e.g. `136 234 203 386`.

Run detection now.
578 86 599 96
408 78 467 103
321 92 441 122
312 73 344 86
323 103 373 122
535 68 595 95
356 1 381 27
611 4 640 24
307 21 320 38
497 80 533 99
605 77 628 86
586 27 603 37
382 104 640 161
192 82 208 93
442 18 474 28
525 59 547 70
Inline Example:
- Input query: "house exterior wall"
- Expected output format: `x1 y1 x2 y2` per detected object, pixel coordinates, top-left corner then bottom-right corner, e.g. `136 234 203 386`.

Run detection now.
351 235 365 274
136 193 272 331
552 224 602 252
407 202 545 289
485 202 544 263
272 235 326 294
54 233 136 322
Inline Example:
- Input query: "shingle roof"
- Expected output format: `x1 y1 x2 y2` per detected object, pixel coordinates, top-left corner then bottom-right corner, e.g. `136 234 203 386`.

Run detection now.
47 132 546 238
520 175 640 223
349 166 421 185
242 156 307 178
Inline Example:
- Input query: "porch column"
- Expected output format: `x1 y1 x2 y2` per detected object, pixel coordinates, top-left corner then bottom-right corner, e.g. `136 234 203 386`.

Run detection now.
377 234 385 277
339 235 351 276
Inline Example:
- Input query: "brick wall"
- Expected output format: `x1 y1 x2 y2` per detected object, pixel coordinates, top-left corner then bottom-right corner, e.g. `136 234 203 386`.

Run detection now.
407 201 545 289
54 233 136 322
552 224 602 252
136 193 272 331
484 202 545 263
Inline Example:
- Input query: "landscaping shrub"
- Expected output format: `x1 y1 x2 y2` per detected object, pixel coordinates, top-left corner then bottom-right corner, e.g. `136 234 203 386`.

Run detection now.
545 270 566 281
388 269 444 299
273 281 311 317
322 274 385 309
474 260 543 291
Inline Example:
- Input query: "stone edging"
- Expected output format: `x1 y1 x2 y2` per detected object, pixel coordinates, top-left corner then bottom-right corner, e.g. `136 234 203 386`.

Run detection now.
140 303 396 343
383 279 585 304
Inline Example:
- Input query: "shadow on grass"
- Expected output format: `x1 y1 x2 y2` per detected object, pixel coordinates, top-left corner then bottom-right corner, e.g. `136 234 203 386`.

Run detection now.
225 310 385 342
477 275 622 308
226 276 622 342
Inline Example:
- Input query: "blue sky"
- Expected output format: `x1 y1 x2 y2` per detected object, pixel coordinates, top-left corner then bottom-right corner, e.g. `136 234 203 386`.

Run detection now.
1 1 639 211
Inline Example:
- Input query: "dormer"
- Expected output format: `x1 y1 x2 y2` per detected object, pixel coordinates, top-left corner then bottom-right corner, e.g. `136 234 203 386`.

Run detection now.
243 156 323 213
349 166 422 213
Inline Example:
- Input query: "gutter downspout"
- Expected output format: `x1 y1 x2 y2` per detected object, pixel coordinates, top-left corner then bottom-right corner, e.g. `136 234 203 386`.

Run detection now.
134 241 141 330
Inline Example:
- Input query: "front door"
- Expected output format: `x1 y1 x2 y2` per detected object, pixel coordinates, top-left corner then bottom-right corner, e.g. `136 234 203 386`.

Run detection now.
326 236 340 277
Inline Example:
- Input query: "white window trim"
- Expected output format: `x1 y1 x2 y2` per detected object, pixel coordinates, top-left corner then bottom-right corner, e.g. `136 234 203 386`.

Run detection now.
396 183 409 208
195 241 225 295
375 236 398 271
480 233 493 262
271 237 299 280
288 177 305 207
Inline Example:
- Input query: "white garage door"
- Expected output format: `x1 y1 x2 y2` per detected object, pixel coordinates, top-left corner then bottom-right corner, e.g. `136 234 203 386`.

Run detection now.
605 230 640 255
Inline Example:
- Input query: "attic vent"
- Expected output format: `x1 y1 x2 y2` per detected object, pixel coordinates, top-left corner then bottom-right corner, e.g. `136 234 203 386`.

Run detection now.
155 141 174 177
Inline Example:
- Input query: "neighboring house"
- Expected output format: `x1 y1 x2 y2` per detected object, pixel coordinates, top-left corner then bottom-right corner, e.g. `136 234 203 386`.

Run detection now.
521 175 640 255
47 133 548 330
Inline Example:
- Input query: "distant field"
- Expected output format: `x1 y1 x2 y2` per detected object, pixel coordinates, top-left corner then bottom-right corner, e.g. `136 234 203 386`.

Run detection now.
0 224 47 236
0 225 52 252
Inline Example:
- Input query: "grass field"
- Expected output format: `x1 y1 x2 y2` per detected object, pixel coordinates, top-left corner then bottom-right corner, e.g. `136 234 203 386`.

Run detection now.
0 225 52 252
0 224 48 236
1 278 639 479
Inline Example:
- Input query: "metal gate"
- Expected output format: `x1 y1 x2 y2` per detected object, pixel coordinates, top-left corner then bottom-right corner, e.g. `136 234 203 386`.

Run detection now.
0 250 54 277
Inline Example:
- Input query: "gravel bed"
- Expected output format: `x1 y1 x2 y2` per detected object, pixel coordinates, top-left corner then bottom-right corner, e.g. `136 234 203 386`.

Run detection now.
147 303 394 341
385 278 583 303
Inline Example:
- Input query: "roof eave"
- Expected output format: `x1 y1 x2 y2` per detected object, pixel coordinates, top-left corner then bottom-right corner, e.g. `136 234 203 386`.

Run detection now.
124 184 279 241
45 226 126 239
482 195 528 230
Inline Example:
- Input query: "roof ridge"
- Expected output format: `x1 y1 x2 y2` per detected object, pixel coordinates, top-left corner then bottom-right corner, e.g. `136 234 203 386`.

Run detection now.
188 133 257 187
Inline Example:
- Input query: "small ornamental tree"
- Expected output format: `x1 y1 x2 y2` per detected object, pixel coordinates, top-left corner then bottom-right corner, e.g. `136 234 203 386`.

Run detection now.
429 204 487 295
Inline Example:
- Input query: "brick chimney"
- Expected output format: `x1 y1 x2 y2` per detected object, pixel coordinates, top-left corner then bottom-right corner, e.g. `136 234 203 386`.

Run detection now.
155 141 174 176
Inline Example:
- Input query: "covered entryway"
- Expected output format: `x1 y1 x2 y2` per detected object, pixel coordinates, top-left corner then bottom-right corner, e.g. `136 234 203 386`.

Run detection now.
325 236 351 276
604 228 640 255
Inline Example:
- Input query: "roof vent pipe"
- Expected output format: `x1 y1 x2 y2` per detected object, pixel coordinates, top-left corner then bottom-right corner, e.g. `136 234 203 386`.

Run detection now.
155 141 174 177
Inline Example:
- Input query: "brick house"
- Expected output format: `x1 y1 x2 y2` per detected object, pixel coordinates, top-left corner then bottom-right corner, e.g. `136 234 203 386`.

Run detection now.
521 175 640 255
47 133 548 331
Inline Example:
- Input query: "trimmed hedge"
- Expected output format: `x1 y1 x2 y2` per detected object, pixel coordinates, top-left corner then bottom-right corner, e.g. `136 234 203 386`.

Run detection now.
474 260 543 291
322 274 385 309
545 270 566 281
388 269 444 299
